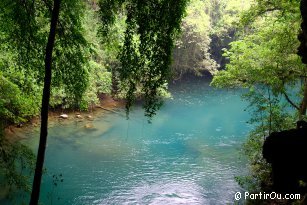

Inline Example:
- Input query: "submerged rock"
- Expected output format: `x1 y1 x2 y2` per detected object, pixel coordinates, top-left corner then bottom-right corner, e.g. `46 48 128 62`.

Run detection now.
87 115 93 120
84 123 94 129
76 114 83 119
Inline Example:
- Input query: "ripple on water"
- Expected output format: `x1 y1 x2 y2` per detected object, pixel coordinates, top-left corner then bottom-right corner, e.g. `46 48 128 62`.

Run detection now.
94 181 208 205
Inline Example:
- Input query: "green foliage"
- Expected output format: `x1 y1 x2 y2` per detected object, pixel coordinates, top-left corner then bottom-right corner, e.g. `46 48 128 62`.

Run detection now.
211 1 304 101
236 87 295 192
210 1 252 54
48 1 114 111
0 73 40 124
0 1 43 123
80 61 112 110
52 0 90 106
82 5 114 96
0 0 115 118
172 0 218 77
0 128 35 201
210 0 251 36
99 0 189 118
0 0 46 77
97 1 126 56
240 0 300 27
212 0 307 197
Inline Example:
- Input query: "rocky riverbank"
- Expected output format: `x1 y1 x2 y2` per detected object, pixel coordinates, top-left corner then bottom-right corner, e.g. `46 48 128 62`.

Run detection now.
4 94 125 142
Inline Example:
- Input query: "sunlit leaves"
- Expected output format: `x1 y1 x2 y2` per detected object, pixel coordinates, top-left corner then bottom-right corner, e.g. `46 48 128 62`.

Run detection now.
212 6 304 94
0 0 96 113
240 0 300 27
0 73 40 124
172 0 218 77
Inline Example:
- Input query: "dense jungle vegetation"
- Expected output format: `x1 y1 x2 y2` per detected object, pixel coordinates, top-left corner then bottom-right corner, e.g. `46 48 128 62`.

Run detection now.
1 0 307 204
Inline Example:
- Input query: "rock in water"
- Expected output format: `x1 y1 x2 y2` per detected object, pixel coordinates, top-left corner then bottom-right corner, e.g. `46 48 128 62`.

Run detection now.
60 114 68 119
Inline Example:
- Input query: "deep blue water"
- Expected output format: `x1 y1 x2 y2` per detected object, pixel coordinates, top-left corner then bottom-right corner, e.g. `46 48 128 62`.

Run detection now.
7 78 252 204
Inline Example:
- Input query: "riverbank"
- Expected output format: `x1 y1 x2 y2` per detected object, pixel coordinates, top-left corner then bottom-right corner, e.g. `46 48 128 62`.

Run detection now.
4 94 125 142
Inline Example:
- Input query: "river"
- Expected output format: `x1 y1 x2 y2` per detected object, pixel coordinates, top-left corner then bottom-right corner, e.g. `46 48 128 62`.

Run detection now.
9 78 252 204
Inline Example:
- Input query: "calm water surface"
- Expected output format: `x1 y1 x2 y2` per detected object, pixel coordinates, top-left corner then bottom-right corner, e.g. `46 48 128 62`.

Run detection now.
20 78 251 204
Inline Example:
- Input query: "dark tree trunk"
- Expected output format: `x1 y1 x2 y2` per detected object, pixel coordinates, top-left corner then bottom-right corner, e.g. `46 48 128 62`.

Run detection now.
299 0 307 64
298 0 307 118
111 62 120 98
29 0 61 204
300 79 307 117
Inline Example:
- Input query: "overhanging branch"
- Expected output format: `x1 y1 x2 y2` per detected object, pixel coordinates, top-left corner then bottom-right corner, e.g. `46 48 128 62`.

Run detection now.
283 91 300 111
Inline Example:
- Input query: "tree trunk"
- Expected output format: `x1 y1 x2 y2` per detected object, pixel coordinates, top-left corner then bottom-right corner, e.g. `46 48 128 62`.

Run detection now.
298 0 307 118
300 78 307 117
29 0 61 204
299 0 307 63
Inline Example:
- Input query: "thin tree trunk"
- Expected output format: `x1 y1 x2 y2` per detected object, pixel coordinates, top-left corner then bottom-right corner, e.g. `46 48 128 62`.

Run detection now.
299 0 307 63
300 78 307 118
29 0 61 204
298 0 307 118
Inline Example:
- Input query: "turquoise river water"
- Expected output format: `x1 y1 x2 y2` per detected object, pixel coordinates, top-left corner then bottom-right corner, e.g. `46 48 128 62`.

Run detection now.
8 78 252 205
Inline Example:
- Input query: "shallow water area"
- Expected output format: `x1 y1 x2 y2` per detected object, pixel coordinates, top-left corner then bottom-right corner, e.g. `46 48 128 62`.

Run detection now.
8 78 252 205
